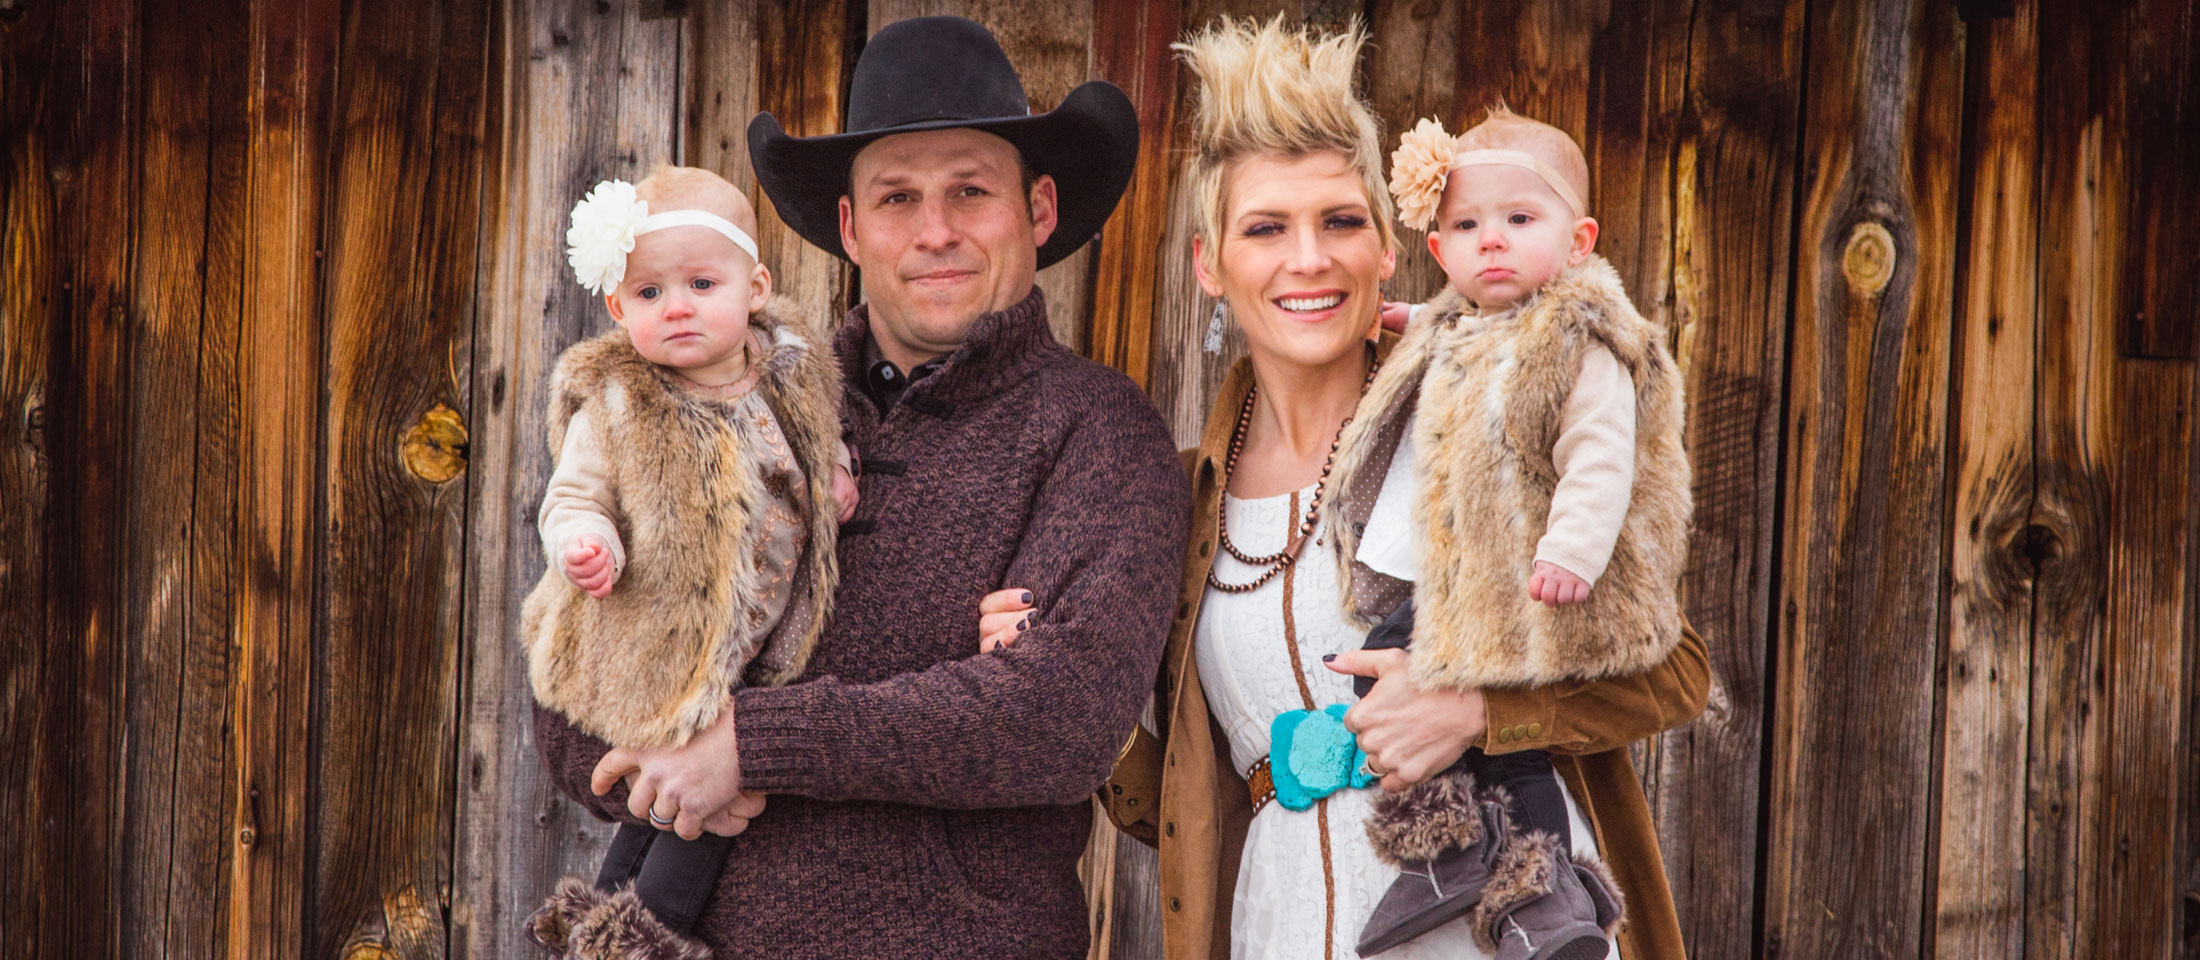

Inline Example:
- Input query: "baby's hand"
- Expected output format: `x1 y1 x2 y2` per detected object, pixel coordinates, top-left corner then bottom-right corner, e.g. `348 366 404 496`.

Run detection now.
977 587 1034 653
1378 300 1415 334
831 464 860 524
564 535 619 598
1527 560 1590 607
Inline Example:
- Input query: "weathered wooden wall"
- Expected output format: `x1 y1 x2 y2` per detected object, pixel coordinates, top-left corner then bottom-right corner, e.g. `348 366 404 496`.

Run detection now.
3 0 2196 958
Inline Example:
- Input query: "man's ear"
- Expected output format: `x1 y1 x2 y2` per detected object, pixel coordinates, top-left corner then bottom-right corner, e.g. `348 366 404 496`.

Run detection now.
1027 173 1060 249
1569 216 1600 264
1191 234 1224 298
838 195 858 261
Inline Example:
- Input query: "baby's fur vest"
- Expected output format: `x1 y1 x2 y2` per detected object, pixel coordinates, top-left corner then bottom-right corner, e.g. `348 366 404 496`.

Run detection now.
1326 256 1691 690
521 300 842 749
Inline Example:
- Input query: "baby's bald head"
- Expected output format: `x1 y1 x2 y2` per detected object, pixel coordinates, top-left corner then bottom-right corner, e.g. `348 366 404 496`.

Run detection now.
1455 104 1590 216
635 165 760 241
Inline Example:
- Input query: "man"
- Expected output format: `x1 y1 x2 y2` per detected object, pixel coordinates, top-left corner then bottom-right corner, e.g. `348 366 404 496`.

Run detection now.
530 16 1188 959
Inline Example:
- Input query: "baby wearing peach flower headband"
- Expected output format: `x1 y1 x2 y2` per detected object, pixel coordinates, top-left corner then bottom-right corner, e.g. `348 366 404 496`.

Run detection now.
1324 105 1693 958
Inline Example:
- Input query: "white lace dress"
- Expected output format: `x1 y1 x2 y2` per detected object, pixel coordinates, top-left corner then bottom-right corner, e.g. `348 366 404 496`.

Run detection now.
1195 484 1616 960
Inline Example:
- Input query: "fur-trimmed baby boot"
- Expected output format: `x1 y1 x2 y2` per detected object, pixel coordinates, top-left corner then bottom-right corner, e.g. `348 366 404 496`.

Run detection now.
1356 768 1511 956
526 878 713 960
563 885 714 960
526 876 607 953
1470 830 1624 960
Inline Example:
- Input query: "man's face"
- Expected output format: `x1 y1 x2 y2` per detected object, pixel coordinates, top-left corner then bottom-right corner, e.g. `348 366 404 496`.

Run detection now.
838 128 1058 367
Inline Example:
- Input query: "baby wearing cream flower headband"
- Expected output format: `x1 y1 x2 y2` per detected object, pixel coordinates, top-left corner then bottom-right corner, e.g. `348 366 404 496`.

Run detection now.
522 165 856 957
1326 106 1693 958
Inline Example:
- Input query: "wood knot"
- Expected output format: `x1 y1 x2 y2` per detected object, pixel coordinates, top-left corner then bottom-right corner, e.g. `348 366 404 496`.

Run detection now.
1842 221 1897 295
400 404 469 483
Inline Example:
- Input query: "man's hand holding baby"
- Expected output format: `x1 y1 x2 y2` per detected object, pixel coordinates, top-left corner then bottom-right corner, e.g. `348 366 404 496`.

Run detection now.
564 534 620 598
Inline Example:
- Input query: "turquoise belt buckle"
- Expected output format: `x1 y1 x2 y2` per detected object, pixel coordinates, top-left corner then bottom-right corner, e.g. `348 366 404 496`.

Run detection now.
1267 704 1378 811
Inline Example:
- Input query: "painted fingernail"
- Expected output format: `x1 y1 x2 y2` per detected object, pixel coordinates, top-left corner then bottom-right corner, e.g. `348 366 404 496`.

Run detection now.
1321 654 1336 662
1017 617 1030 631
1021 591 1033 605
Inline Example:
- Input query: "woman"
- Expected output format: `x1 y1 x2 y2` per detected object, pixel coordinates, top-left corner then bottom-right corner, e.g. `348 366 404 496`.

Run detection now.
987 17 1708 960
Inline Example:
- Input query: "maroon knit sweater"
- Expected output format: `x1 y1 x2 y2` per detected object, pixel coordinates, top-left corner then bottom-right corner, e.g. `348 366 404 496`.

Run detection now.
534 288 1190 958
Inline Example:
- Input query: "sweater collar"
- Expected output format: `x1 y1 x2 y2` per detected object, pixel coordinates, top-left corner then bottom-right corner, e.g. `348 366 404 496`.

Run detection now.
834 286 1060 419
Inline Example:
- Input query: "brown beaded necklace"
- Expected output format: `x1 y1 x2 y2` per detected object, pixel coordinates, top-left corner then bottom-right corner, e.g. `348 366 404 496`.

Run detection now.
1207 345 1380 594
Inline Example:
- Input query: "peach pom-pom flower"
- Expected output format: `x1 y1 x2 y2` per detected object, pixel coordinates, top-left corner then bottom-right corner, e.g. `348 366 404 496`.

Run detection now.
1388 118 1457 232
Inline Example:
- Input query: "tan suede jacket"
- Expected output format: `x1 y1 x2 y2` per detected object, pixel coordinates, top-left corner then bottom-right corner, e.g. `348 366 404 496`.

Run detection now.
1103 336 1711 960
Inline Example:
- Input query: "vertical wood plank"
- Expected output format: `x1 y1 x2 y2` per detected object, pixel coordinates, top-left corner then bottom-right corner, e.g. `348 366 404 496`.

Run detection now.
0 2 66 953
683 1 761 200
755 0 855 333
1363 0 1462 307
2030 2 2125 955
1656 2 1807 956
1765 0 1964 956
453 3 684 957
865 0 1099 351
312 0 491 954
227 0 341 955
1086 0 1182 387
2115 0 2200 359
1933 2 2040 955
9 0 141 955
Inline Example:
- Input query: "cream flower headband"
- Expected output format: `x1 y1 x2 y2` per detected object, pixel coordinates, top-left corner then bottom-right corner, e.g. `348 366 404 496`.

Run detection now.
565 179 762 295
1387 118 1585 232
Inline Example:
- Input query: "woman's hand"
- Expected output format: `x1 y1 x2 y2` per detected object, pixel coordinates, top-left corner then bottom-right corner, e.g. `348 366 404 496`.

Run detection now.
978 587 1035 653
1323 648 1487 792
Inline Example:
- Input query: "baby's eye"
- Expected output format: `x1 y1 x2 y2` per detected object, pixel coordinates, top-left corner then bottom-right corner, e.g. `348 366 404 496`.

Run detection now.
691 278 715 291
1509 213 1532 225
637 285 661 300
1456 219 1477 231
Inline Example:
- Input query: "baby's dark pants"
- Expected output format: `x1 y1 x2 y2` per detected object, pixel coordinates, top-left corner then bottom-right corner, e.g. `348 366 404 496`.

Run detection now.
596 822 733 934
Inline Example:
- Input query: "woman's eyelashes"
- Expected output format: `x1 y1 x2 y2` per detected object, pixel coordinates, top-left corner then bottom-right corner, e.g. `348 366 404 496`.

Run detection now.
1238 213 1370 238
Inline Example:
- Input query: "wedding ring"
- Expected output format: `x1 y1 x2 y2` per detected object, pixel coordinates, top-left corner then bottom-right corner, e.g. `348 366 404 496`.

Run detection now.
649 807 676 827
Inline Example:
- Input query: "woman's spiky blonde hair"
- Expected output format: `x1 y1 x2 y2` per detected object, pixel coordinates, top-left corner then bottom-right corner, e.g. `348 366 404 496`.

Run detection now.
1175 15 1396 273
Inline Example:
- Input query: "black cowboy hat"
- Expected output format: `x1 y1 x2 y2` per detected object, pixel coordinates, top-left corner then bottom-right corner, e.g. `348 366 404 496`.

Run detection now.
747 15 1139 270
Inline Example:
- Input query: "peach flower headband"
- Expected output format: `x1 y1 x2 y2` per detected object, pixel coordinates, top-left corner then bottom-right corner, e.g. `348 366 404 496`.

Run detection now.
1387 118 1585 232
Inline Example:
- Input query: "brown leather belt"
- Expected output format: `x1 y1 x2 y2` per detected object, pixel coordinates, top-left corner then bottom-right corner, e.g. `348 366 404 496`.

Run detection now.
1246 756 1276 814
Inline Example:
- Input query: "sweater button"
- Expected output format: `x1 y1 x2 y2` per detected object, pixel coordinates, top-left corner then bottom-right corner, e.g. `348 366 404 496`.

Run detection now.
1169 897 1182 912
1198 541 1212 557
1528 722 1543 737
1165 821 1176 838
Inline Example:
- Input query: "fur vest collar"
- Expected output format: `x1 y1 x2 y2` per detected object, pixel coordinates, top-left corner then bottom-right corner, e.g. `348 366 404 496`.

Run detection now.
1326 256 1691 689
522 300 843 748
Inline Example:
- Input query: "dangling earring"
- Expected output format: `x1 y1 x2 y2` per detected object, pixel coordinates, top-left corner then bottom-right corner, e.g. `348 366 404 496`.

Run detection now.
1203 299 1228 354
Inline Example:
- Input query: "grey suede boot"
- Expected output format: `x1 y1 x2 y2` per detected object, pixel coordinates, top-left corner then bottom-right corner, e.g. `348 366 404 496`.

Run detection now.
1356 769 1512 956
1470 831 1625 960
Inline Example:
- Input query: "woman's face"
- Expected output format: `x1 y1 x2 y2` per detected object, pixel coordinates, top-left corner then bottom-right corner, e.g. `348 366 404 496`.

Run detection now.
1195 151 1394 371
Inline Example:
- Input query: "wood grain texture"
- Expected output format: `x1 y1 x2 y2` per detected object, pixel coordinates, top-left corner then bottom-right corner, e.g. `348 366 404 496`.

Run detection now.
2031 3 2126 955
1086 0 1182 386
2116 0 2200 359
1655 3 1806 957
1933 3 2040 956
15 0 140 956
755 0 855 333
1765 0 1964 956
310 0 490 955
865 0 1098 351
227 0 341 955
0 3 65 954
453 2 678 957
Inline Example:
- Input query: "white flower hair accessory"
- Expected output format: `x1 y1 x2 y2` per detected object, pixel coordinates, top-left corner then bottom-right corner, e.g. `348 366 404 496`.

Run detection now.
565 178 762 295
1389 118 1458 233
567 180 645 295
